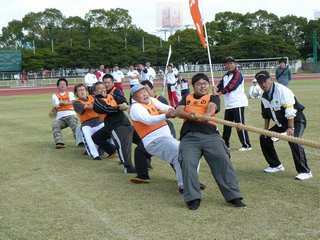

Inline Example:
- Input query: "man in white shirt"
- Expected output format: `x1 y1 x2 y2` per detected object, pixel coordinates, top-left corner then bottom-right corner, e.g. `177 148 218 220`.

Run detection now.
84 67 98 95
145 62 156 84
164 64 179 107
129 84 183 193
51 78 78 149
139 63 149 81
215 56 252 151
127 64 141 104
112 64 124 94
96 64 105 82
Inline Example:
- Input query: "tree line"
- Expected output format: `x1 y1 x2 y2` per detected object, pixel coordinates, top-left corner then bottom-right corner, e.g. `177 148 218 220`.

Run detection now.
0 8 319 71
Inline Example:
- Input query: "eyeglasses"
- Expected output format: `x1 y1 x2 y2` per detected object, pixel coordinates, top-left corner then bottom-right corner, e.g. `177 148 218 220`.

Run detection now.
194 81 209 87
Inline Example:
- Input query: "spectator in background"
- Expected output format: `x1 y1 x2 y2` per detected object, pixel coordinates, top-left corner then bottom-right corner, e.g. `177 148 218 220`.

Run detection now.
139 63 149 81
248 79 262 99
112 64 124 94
215 56 252 151
145 62 156 84
164 64 179 108
51 78 78 149
127 64 141 104
85 67 98 95
96 65 105 82
105 66 111 74
177 73 190 97
275 58 292 87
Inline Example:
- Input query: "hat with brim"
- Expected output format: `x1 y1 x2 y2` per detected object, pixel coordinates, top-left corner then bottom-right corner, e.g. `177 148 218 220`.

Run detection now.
223 56 236 63
130 83 145 96
255 71 271 82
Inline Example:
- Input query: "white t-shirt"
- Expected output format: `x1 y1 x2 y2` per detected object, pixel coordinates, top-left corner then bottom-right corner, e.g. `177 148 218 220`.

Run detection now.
164 72 176 85
130 97 173 147
112 70 124 83
84 73 98 86
127 69 140 85
147 67 156 83
52 91 77 119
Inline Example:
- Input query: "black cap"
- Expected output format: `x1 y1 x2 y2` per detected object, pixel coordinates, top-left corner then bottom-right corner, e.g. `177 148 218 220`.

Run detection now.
255 71 271 82
223 56 235 63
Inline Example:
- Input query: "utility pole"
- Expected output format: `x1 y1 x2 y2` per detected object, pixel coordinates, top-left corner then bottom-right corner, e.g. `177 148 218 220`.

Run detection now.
313 31 319 73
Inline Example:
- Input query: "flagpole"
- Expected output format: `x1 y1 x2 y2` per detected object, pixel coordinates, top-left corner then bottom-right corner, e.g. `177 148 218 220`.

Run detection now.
203 22 215 91
162 45 172 96
199 0 215 93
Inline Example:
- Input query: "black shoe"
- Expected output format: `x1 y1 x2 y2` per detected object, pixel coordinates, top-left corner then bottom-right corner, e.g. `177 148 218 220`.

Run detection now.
93 156 102 160
200 182 206 190
146 158 153 169
178 187 184 194
228 198 246 208
186 199 201 210
123 167 137 174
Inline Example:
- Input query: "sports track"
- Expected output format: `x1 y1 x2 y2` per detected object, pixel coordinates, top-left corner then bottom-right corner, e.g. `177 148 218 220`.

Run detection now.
1 73 319 97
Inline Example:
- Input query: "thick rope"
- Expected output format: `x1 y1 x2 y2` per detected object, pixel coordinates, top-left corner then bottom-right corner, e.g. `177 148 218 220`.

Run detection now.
195 114 320 149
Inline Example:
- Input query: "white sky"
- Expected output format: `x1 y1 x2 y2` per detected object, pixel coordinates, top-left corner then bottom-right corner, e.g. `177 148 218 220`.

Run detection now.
1 0 319 37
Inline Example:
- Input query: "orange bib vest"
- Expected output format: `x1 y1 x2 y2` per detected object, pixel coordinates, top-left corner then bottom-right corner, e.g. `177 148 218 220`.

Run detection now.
77 95 99 123
131 101 167 139
55 91 74 111
98 94 118 120
185 94 216 126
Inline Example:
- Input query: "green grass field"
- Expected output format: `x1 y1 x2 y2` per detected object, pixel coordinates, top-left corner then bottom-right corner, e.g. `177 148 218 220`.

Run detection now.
1 80 320 240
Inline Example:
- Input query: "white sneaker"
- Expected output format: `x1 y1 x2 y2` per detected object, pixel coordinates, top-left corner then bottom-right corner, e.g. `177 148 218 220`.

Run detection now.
264 164 285 173
271 132 287 142
295 172 313 180
238 147 252 151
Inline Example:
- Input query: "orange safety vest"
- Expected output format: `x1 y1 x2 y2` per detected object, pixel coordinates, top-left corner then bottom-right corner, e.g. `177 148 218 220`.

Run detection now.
131 100 167 139
185 94 216 126
76 95 99 123
56 91 74 111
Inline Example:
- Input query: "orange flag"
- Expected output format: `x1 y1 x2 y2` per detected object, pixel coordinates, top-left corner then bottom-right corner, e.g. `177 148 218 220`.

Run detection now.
189 0 206 48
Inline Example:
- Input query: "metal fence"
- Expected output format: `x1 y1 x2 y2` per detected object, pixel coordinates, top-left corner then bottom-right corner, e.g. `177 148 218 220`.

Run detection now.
0 60 302 88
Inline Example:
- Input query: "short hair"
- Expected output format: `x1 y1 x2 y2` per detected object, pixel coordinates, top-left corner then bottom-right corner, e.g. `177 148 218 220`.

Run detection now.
93 81 104 91
191 73 210 85
56 78 68 87
279 58 287 64
74 83 87 96
102 73 114 81
140 80 154 89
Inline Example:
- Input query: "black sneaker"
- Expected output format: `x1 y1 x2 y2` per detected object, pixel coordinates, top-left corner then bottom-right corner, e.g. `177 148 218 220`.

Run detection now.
228 198 246 208
93 156 102 160
178 187 184 194
123 167 137 174
200 182 206 190
186 199 201 210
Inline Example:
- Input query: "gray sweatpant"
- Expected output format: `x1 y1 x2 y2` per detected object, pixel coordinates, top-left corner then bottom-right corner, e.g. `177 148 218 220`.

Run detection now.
52 115 78 145
180 131 242 203
145 136 183 188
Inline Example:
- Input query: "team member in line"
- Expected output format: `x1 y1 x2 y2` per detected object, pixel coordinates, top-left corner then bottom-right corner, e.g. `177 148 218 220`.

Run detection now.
91 82 117 158
73 83 104 160
256 70 312 180
129 84 183 193
93 83 136 173
102 74 123 97
176 73 245 210
51 78 78 149
215 56 252 151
